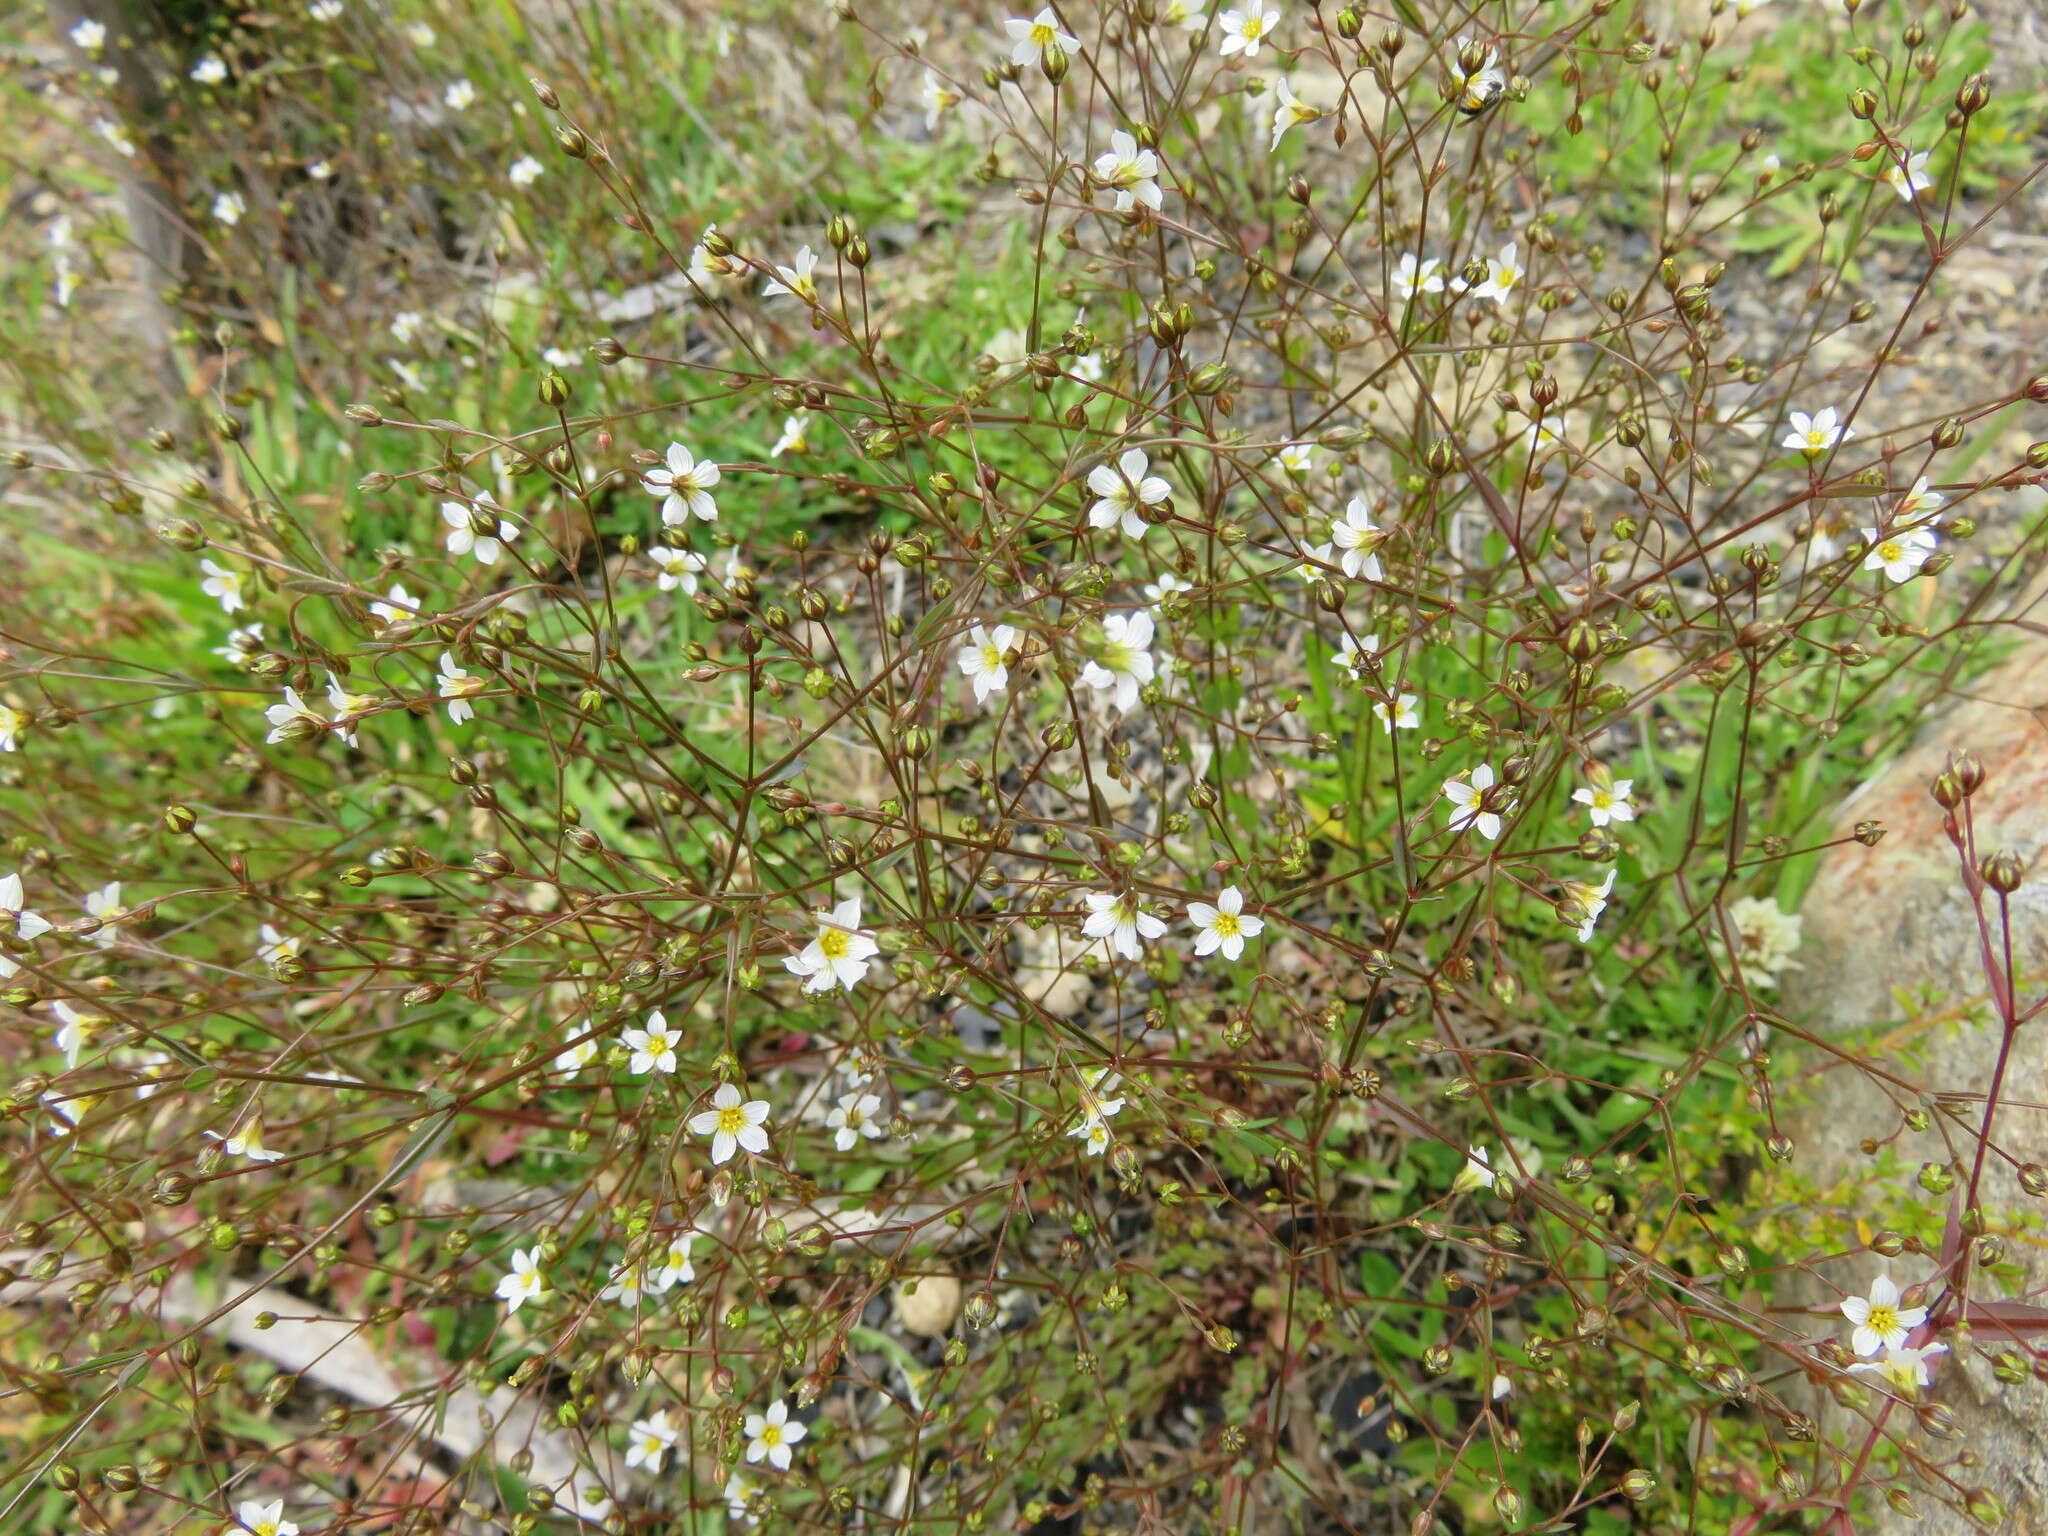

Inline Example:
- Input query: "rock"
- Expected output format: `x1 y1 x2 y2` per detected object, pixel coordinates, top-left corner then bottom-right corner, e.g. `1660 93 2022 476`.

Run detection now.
892 1274 962 1338
1785 641 2048 1534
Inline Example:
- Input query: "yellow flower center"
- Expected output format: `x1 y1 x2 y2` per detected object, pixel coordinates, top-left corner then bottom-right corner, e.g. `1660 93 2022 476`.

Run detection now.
1029 22 1055 44
1100 640 1135 673
639 1433 663 1455
759 1424 784 1447
1866 1303 1899 1336
1242 17 1266 38
1211 910 1241 938
981 644 1003 670
716 1104 748 1136
257 1523 278 1536
1804 430 1828 450
1591 789 1615 810
818 927 850 960
1877 539 1903 562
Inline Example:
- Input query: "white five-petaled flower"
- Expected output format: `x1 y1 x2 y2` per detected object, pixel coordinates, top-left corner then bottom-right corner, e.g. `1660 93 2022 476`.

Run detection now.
555 1036 598 1074
82 882 128 948
828 1090 886 1151
1079 611 1157 713
494 1247 547 1312
438 652 483 724
1072 1116 1112 1156
1143 572 1193 605
1452 1144 1497 1194
1092 130 1163 213
214 625 265 665
1841 1273 1929 1358
1373 693 1420 733
1275 442 1316 475
509 155 544 187
644 442 722 525
958 623 1017 704
190 54 228 85
444 78 477 112
441 493 518 564
690 1083 772 1164
1782 407 1852 456
1270 78 1320 153
655 1229 698 1289
1885 148 1933 202
1082 889 1166 961
0 703 25 751
1086 447 1171 536
744 1399 808 1470
624 1410 679 1473
1219 6 1279 56
1005 7 1080 65
1452 36 1507 105
726 1470 760 1524
784 896 879 993
648 545 708 593
1726 895 1803 986
761 245 819 302
600 1256 659 1308
1571 777 1635 826
51 1000 98 1067
0 873 51 961
771 411 810 457
688 225 734 288
1186 886 1264 961
263 686 327 745
1463 241 1524 305
369 584 417 628
212 191 246 227
1392 252 1445 300
921 70 962 131
1847 1340 1948 1395
205 1120 284 1163
1569 868 1617 943
1895 476 1946 525
200 558 245 613
70 19 107 54
623 1009 681 1075
256 924 300 965
1523 415 1567 454
1443 763 1509 840
1331 496 1385 580
324 673 376 749
1861 525 1937 583
234 1499 299 1536
1289 541 1335 582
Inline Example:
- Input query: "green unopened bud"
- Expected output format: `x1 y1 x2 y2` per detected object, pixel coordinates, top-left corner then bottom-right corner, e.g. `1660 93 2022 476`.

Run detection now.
1189 362 1230 395
555 126 588 158
1040 43 1069 83
539 371 571 407
1847 87 1879 119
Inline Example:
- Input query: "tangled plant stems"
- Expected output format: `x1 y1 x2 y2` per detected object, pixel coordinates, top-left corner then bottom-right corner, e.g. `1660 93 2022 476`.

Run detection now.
3 0 2048 1532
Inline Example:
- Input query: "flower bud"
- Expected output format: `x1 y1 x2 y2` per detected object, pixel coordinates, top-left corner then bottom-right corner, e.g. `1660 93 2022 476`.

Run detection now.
1847 87 1878 119
555 126 588 158
538 371 570 407
531 77 559 108
1982 849 2024 893
1929 769 1964 808
1956 76 1989 116
1039 43 1068 83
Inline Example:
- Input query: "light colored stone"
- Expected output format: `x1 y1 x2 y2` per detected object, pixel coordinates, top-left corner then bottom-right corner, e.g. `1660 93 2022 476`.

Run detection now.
1785 641 2048 1535
892 1273 963 1337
